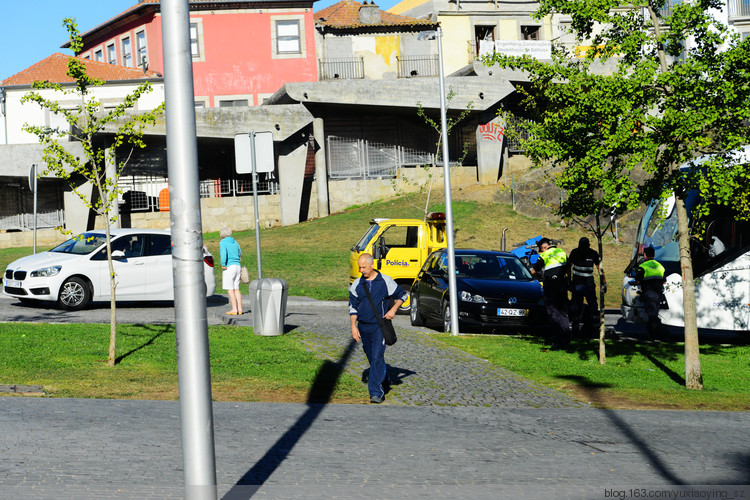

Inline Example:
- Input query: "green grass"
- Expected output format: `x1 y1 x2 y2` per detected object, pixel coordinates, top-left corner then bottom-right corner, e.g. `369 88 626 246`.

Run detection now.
0 188 744 409
0 322 367 403
436 333 750 410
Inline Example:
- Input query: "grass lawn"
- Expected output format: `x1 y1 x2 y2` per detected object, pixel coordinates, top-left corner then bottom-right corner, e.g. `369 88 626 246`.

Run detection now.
435 333 750 411
0 323 367 404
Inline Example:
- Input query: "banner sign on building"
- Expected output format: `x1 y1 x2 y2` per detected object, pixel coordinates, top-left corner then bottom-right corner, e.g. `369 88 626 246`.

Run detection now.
479 40 552 60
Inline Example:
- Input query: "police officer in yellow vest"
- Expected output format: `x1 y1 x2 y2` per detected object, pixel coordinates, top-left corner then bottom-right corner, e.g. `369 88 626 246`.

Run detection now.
634 246 667 340
531 238 571 349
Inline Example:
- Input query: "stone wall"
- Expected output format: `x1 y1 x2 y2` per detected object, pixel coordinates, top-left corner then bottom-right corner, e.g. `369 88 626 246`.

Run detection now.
0 166 479 248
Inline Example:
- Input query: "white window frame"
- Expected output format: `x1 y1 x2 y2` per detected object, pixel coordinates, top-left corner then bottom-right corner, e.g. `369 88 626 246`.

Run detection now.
121 36 133 67
94 49 104 62
121 35 133 67
190 19 205 62
136 30 148 69
107 43 117 64
271 15 306 59
215 94 255 107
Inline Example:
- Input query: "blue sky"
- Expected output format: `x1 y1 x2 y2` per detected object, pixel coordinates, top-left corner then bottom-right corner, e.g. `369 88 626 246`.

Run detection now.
0 0 401 81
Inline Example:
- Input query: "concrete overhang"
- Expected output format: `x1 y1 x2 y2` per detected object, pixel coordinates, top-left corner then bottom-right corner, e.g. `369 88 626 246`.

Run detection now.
0 143 85 178
100 104 314 142
266 77 516 111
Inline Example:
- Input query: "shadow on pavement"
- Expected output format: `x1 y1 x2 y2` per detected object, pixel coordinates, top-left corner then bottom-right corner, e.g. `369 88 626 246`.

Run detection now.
222 339 358 500
560 375 687 485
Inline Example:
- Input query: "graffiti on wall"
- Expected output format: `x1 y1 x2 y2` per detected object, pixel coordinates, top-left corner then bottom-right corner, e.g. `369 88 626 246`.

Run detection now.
479 123 505 142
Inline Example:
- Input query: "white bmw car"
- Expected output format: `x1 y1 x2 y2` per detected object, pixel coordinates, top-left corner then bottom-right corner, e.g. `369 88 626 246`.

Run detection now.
3 228 216 310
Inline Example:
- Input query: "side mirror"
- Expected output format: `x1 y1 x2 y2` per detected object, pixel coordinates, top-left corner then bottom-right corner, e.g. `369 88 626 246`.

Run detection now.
111 250 126 259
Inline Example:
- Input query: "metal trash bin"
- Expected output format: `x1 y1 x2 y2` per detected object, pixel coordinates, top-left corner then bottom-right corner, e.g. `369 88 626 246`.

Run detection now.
248 278 288 336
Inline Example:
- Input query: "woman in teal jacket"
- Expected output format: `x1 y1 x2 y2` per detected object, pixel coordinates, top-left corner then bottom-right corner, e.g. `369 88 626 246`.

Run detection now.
220 227 243 315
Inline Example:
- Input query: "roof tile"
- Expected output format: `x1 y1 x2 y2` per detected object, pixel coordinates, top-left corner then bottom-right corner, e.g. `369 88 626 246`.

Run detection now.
2 53 161 87
315 0 434 29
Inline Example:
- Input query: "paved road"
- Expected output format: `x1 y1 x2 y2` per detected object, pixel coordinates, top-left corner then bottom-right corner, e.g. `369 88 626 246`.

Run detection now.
1 294 749 499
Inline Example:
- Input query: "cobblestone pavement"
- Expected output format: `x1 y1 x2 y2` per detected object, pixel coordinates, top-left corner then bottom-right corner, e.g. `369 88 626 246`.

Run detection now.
272 299 586 409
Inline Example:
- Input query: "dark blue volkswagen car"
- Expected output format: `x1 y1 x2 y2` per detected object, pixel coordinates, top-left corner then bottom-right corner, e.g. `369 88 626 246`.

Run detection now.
409 249 545 333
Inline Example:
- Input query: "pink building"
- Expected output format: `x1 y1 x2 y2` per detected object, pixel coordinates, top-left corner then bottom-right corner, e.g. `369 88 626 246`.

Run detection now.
67 0 319 107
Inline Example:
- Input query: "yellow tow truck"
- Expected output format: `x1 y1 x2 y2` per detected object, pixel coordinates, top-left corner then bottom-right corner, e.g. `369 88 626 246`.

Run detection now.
349 212 447 312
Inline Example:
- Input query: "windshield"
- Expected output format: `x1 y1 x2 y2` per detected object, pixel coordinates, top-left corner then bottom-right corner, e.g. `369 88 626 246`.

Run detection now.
455 253 533 280
354 224 380 251
636 190 701 266
50 233 107 255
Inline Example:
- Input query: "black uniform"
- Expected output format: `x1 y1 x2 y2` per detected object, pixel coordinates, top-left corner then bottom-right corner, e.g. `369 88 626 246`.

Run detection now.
568 246 600 336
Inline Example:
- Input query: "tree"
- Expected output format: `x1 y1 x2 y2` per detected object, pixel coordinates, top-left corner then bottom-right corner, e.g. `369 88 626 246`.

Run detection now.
22 19 164 366
487 0 750 387
405 88 473 217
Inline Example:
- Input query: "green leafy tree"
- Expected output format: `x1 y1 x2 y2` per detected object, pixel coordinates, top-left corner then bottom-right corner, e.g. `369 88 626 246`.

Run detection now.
21 19 164 366
487 0 750 388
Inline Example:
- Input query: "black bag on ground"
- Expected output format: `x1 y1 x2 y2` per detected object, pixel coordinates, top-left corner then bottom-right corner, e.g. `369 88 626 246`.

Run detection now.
362 282 398 346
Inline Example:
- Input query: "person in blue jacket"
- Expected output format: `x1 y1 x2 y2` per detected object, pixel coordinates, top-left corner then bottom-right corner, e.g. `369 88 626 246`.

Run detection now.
220 227 243 315
349 253 406 404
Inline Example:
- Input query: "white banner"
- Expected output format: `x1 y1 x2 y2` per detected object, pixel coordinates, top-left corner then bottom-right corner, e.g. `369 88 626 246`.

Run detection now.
494 40 552 60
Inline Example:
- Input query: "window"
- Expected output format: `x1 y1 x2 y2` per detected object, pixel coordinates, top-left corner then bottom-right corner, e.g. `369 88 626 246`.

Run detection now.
83 54 91 60
107 44 116 64
521 25 541 40
94 49 103 62
276 20 301 54
190 21 205 60
271 15 306 59
122 36 132 67
475 25 495 57
219 99 249 107
136 31 148 68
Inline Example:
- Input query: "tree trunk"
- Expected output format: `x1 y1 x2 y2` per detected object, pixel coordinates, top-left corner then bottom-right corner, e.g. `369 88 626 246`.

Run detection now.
675 196 703 389
104 209 118 367
596 217 606 365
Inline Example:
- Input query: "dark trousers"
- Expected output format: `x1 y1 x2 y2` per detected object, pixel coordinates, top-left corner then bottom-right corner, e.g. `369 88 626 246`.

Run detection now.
543 277 571 346
642 289 665 339
358 322 387 398
571 278 598 334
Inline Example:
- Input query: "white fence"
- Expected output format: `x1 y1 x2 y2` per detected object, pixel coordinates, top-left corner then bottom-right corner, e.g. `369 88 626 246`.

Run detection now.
327 136 435 179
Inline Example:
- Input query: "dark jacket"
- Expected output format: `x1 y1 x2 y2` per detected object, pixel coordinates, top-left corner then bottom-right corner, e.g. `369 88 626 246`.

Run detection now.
349 271 407 324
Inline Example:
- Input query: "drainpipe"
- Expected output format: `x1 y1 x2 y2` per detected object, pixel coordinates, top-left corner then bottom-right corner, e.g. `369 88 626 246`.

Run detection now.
0 87 7 145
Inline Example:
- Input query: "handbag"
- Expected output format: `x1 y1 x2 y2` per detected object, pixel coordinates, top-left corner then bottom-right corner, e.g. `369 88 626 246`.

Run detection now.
240 266 250 284
361 280 397 346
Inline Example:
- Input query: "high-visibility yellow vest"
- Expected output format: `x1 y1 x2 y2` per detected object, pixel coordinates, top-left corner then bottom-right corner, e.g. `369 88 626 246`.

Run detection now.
540 247 567 272
639 259 665 281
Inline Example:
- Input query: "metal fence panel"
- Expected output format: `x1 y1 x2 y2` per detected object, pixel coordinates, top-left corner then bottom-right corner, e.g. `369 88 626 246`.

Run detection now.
327 136 364 178
365 140 399 178
397 55 439 78
318 58 364 80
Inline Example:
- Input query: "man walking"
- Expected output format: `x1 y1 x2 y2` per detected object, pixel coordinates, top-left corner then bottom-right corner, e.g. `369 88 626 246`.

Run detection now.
349 253 407 403
634 246 666 340
568 237 605 337
531 238 572 349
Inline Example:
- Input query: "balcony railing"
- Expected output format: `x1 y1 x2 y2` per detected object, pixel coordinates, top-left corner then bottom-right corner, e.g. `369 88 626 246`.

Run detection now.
728 0 750 18
318 58 364 80
397 55 439 78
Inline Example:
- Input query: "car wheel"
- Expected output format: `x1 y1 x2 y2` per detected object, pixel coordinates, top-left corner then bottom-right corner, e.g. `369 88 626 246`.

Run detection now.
58 277 91 311
410 291 425 326
442 300 452 333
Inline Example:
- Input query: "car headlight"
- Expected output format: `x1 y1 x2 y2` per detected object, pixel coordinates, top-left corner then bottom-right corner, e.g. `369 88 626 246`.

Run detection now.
460 290 487 303
30 266 62 277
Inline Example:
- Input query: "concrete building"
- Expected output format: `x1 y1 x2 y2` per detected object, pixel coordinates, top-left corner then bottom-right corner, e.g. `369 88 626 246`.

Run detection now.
0 54 164 245
315 0 438 80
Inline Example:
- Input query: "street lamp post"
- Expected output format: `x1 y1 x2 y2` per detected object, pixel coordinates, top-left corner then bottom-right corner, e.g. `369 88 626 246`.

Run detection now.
420 27 460 336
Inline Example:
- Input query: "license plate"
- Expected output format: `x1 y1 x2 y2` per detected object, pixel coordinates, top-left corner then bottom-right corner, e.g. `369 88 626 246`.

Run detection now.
497 308 527 317
5 279 21 288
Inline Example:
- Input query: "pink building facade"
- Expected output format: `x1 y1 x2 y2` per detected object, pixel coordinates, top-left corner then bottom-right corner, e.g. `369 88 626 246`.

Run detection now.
69 0 319 107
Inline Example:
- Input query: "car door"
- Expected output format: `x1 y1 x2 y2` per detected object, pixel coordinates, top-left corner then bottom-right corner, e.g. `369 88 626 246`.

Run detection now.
143 234 175 300
377 224 422 281
420 251 448 317
94 234 148 299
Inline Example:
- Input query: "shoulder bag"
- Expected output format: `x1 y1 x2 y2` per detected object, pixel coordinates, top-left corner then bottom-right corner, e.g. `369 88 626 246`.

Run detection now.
361 280 397 346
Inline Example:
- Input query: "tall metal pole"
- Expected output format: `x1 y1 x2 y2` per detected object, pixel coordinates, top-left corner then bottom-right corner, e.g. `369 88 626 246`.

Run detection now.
161 1 217 499
437 27 460 336
250 132 262 279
